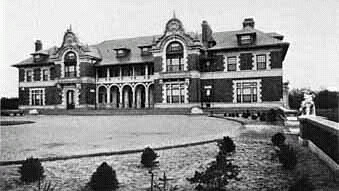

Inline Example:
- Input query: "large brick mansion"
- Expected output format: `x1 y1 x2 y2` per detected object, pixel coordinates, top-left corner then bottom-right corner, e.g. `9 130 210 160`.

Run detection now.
13 16 289 110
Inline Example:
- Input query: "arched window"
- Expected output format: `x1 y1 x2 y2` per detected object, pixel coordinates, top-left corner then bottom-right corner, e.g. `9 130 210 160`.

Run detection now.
64 52 77 77
166 42 184 72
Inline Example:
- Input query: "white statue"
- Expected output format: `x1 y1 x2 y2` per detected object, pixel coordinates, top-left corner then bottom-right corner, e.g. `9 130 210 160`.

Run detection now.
299 91 316 116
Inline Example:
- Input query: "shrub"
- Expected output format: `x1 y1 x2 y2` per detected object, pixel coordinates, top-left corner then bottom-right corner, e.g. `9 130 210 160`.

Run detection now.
271 133 286 147
289 176 314 191
259 113 266 121
241 112 248 118
217 136 236 154
235 112 239 117
251 114 258 120
278 145 297 169
266 109 277 122
224 113 227 117
88 162 119 191
18 157 44 183
141 147 159 167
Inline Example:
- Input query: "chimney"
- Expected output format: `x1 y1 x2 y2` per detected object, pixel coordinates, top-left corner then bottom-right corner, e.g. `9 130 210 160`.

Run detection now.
35 40 42 52
242 18 255 28
201 20 215 48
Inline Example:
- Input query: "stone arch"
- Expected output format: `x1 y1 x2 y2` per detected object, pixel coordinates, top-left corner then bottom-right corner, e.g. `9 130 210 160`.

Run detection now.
109 85 120 108
98 86 107 104
122 84 133 108
135 84 146 109
61 49 80 78
148 83 155 108
161 38 188 72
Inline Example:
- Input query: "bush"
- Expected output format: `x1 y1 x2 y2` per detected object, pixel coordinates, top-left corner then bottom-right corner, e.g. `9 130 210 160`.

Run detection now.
88 162 119 191
18 157 44 183
251 114 258 120
235 112 239 117
224 113 227 117
278 145 297 169
289 176 314 191
141 147 159 167
266 109 277 122
259 113 266 121
217 136 236 154
271 133 286 147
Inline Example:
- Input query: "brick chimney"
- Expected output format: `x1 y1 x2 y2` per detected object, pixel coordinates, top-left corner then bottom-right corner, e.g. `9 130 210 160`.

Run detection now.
242 18 255 28
35 40 42 52
201 20 216 48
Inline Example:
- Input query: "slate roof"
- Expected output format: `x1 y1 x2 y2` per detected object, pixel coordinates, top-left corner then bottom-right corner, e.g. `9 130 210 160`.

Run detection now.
13 27 288 67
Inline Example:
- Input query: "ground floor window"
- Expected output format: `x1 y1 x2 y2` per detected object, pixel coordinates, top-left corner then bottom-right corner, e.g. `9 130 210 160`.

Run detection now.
30 88 44 105
235 80 260 103
165 82 185 104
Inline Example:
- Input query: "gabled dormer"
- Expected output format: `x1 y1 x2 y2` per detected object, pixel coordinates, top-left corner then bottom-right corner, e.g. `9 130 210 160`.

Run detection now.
236 18 257 46
138 45 152 56
114 48 130 58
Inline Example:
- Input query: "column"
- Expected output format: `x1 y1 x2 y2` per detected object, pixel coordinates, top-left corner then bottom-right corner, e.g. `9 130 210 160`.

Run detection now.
96 86 99 106
132 87 136 108
119 87 123 108
145 64 149 79
145 85 149 108
106 87 111 105
107 67 110 81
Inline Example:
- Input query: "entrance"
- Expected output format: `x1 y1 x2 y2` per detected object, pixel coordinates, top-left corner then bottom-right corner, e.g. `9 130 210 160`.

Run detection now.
66 90 75 109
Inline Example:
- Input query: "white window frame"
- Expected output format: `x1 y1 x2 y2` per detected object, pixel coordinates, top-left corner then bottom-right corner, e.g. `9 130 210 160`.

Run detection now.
41 67 50 81
233 79 262 103
25 69 34 82
29 88 45 106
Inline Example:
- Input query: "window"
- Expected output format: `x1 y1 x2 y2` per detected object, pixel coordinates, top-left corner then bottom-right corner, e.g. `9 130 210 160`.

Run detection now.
115 49 130 57
64 52 77 77
227 57 237 71
240 35 252 45
256 55 266 70
140 47 152 56
109 67 120 77
26 70 33 82
42 69 49 81
166 42 184 72
31 89 44 106
237 33 256 45
165 82 185 104
236 82 258 103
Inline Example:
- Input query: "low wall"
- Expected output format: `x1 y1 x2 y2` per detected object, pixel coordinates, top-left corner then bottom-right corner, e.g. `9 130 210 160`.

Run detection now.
299 116 339 180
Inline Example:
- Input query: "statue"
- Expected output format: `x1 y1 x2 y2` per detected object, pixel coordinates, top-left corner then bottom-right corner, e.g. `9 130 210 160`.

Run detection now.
299 91 316 116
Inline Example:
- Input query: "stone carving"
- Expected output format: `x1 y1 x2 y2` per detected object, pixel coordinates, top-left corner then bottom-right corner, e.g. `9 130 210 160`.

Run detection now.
299 91 316 116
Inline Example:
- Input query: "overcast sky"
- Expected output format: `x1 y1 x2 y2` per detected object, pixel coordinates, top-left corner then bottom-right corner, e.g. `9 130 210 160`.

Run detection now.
1 0 338 97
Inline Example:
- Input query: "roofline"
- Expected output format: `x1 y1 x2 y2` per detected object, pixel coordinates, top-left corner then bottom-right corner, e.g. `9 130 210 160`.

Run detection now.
12 62 54 68
208 42 289 52
95 61 154 67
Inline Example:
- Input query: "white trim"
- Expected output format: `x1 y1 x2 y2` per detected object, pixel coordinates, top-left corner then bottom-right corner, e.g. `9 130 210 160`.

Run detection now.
24 69 34 82
29 88 45 106
233 79 262 103
19 80 57 87
201 69 282 79
40 67 50 81
162 39 187 72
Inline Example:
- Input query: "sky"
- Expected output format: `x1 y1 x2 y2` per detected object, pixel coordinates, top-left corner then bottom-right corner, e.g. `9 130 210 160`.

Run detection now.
1 0 338 97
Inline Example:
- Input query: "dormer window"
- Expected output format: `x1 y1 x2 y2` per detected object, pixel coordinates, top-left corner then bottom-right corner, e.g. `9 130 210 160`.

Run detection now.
237 33 256 46
114 48 130 58
139 46 152 56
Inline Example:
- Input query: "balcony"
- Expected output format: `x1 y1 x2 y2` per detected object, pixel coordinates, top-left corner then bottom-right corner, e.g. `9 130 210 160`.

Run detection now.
97 75 155 84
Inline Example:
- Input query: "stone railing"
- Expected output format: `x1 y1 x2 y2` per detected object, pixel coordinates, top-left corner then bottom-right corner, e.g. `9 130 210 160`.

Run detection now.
299 116 339 179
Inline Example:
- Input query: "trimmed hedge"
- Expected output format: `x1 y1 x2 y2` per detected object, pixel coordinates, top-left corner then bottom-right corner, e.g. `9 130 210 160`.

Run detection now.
18 157 45 183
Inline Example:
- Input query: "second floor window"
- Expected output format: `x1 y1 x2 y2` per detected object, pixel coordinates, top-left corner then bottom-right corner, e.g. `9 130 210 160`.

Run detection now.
227 57 237 71
64 52 77 77
42 69 49 81
26 70 33 82
166 42 184 72
256 55 266 70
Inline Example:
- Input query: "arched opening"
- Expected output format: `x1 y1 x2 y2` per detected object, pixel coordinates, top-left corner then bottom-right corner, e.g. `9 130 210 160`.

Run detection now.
110 86 120 108
148 84 154 108
66 90 75 109
135 84 146 109
64 52 77 78
122 85 133 108
166 41 184 72
98 86 107 104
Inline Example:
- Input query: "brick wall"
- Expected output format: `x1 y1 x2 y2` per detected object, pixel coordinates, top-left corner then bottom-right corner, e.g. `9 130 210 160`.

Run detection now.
79 83 96 104
153 79 163 103
45 86 61 105
187 54 200 71
188 78 201 102
80 62 95 77
239 53 253 70
270 51 282 68
261 76 282 101
18 88 29 105
200 79 233 103
19 69 25 82
154 56 163 73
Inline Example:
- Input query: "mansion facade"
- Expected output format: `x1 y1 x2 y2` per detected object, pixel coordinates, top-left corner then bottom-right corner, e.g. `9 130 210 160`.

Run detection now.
13 16 289 110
